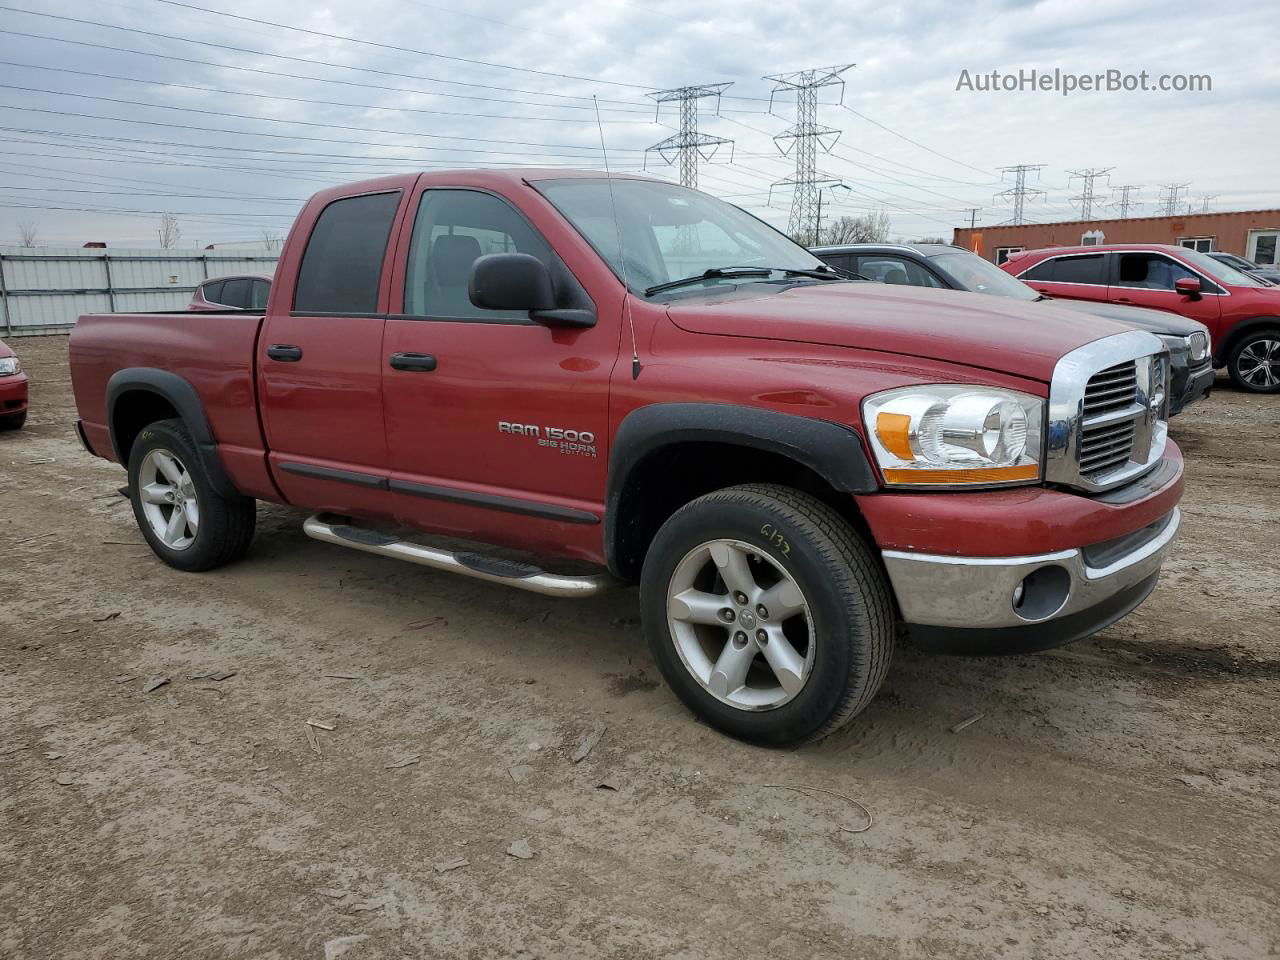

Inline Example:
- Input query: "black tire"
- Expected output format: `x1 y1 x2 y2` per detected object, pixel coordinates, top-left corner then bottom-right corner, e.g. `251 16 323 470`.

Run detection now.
1227 329 1280 393
127 418 255 572
0 410 26 431
640 483 894 746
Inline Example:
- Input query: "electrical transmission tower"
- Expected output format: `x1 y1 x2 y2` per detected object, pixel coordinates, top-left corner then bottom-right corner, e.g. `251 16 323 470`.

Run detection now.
1110 184 1142 218
644 83 734 190
1157 183 1191 216
1067 167 1114 220
763 64 854 244
994 164 1046 225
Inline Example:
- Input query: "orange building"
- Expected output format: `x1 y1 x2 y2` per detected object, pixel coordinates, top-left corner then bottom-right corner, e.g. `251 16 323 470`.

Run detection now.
954 209 1280 268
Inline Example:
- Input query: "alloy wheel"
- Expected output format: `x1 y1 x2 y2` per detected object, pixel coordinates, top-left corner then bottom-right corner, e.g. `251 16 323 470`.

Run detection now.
1238 339 1280 388
666 538 815 710
138 448 200 550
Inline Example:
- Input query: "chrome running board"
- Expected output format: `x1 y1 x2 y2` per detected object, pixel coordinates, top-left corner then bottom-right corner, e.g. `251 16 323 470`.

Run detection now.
302 513 613 598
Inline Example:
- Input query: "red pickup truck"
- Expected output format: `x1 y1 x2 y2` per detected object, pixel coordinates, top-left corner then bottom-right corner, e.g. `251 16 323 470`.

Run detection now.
70 171 1185 745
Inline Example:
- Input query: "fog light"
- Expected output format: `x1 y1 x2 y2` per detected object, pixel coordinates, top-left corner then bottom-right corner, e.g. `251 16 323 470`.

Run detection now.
1011 565 1072 622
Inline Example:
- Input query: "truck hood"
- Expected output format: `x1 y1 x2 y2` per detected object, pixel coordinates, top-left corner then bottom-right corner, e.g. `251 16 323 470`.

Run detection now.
665 282 1132 383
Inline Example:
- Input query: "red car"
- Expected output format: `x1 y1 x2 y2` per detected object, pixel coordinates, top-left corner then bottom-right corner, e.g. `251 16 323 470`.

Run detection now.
69 171 1184 745
0 338 28 430
1002 243 1280 393
188 275 272 312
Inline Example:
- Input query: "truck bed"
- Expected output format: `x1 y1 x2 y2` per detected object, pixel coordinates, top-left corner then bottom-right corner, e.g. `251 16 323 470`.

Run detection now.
69 311 269 488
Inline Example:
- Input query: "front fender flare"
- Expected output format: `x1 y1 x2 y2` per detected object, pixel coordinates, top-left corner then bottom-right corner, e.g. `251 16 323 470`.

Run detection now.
1215 315 1280 367
604 402 879 575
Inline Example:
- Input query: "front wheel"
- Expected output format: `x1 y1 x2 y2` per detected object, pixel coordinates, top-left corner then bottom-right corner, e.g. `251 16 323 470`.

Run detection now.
1227 330 1280 393
640 483 894 746
127 418 255 572
0 410 25 431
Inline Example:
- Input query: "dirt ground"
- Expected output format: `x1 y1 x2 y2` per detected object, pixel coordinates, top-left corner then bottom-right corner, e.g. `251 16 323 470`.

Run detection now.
1 334 1277 960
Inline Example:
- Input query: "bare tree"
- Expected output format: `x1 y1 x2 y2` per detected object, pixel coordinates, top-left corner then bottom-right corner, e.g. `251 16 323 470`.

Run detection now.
912 236 948 245
259 229 283 252
17 220 39 247
817 211 892 246
157 213 182 249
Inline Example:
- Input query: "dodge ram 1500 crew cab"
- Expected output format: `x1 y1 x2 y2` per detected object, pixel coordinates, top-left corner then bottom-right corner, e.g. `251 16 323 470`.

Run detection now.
70 171 1185 745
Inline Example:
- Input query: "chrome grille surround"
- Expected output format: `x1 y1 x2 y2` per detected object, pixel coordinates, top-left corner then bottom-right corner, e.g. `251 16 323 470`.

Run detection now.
1046 331 1170 493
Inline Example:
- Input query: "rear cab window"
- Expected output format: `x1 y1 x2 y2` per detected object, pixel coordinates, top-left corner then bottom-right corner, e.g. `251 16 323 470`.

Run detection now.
294 191 401 314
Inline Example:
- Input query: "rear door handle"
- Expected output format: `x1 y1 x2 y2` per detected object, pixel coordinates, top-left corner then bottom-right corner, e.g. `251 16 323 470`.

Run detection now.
389 352 437 372
266 344 303 362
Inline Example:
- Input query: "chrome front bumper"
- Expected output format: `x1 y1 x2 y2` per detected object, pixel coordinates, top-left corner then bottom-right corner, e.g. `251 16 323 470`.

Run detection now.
882 508 1180 631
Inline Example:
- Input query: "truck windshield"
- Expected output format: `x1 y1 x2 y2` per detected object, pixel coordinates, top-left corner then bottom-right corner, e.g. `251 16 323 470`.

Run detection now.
929 252 1039 301
534 178 826 297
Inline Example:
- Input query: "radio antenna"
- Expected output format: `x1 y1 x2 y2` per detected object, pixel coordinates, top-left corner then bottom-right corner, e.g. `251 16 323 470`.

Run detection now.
593 96 641 380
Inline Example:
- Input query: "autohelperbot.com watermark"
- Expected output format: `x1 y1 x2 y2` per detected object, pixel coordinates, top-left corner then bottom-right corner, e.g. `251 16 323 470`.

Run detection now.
956 68 1212 96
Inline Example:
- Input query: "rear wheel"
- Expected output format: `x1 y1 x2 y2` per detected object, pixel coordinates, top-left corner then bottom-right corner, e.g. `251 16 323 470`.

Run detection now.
1227 330 1280 393
640 483 894 746
127 418 255 571
0 410 26 431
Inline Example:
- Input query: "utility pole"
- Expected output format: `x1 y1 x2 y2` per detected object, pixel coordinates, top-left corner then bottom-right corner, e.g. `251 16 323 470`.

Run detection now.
644 83 734 190
994 164 1046 225
813 183 850 244
763 64 854 245
1111 184 1142 218
1067 167 1114 220
958 207 982 228
1157 183 1191 217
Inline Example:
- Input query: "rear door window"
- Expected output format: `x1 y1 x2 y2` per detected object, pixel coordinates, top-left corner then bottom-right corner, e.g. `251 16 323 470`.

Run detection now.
294 191 401 314
220 278 250 309
201 280 225 304
1052 254 1107 284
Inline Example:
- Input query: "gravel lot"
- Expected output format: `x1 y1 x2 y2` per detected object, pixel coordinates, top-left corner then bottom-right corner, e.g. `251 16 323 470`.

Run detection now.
2 334 1277 959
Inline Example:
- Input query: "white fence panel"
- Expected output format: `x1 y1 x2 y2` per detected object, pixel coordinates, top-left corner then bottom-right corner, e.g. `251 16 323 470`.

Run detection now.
0 246 280 335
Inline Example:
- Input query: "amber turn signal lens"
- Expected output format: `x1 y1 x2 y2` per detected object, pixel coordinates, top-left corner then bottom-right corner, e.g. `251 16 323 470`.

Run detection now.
875 411 915 461
881 463 1040 485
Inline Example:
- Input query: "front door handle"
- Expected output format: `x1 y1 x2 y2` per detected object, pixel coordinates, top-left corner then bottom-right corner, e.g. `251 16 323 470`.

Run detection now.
266 344 303 362
389 352 438 372
1114 297 1133 303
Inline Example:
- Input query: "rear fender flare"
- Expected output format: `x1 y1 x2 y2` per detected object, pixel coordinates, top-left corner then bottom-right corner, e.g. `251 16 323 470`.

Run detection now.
106 368 239 499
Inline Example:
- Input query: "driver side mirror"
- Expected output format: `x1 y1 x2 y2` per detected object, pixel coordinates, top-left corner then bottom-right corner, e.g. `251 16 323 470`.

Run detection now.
469 253 595 328
1175 276 1202 300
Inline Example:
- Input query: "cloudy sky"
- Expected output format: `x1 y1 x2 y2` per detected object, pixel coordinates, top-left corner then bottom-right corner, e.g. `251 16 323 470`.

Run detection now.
0 0 1275 248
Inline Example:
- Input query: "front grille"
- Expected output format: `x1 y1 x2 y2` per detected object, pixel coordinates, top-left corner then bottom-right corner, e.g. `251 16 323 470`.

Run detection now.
1079 361 1139 477
1046 331 1169 493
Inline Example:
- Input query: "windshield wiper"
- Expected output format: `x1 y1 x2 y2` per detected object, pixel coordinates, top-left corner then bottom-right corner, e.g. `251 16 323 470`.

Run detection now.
644 265 842 297
645 267 771 297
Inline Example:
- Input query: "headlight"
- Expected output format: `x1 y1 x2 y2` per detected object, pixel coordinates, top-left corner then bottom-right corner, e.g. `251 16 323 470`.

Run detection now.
863 385 1043 488
0 357 19 376
1187 331 1210 364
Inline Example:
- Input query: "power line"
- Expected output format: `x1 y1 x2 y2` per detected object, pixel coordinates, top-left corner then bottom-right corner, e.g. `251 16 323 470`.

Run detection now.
995 164 1046 225
145 0 655 89
763 64 853 243
839 104 994 177
1067 167 1113 220
0 84 643 153
0 106 642 162
0 14 649 109
644 84 734 189
0 60 656 125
